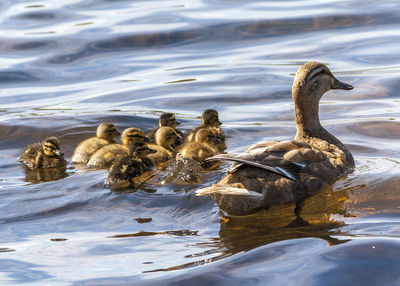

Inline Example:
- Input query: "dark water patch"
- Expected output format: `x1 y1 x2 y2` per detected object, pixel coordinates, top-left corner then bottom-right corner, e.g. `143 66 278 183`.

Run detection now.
11 40 56 51
0 71 38 83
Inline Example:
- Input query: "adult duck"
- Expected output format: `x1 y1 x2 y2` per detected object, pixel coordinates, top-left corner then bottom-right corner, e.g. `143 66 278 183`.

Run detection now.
196 62 354 221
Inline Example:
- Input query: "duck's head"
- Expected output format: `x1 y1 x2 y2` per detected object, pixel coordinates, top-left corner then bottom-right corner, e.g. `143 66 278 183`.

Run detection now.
292 62 353 134
42 137 63 157
128 142 157 159
97 123 121 141
292 62 353 104
159 113 180 128
122 127 149 147
202 109 222 127
155 126 182 151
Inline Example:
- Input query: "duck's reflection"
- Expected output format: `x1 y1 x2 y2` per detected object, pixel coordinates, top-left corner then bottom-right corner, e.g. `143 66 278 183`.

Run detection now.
22 165 68 184
217 180 363 253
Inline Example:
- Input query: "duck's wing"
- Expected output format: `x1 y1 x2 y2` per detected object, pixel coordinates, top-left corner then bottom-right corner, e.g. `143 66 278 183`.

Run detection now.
206 140 311 181
206 153 300 181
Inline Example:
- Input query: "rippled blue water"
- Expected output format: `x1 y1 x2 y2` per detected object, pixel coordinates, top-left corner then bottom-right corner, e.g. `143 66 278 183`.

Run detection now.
1 0 400 285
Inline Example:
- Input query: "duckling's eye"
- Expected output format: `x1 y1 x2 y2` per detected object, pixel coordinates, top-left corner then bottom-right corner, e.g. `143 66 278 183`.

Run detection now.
128 134 143 138
44 144 57 150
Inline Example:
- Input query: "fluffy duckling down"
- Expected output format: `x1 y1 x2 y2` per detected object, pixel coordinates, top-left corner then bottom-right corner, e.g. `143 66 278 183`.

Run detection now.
197 62 354 220
147 126 182 164
20 137 67 169
145 113 183 144
186 109 222 142
86 127 148 169
72 122 120 165
106 142 156 188
177 127 225 166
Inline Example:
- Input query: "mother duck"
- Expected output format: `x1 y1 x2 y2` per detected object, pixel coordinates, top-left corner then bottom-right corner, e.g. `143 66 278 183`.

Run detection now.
196 62 354 220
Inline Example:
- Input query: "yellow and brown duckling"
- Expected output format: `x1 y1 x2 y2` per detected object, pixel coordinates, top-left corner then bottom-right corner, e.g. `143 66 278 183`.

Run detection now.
72 123 120 165
197 62 354 223
86 127 148 169
186 109 222 142
20 137 67 169
177 127 225 167
145 112 184 146
147 126 182 164
105 142 156 188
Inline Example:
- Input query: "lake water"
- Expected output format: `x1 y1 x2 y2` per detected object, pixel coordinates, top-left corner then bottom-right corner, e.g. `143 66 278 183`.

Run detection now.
1 0 400 285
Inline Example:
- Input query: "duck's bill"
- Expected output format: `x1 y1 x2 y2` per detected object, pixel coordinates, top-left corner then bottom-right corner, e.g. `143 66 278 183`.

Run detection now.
331 78 353 90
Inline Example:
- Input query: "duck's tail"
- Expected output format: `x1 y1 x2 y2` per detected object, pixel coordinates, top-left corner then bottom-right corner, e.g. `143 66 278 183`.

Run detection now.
196 184 263 197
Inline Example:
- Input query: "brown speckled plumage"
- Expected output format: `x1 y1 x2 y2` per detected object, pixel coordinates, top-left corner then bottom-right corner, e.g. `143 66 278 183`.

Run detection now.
197 62 354 217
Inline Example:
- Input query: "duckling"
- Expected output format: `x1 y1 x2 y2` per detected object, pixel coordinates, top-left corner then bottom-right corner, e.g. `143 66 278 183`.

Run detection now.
145 112 184 145
186 109 222 142
147 126 182 164
197 62 354 223
72 123 120 165
177 127 223 166
210 126 226 152
106 142 157 188
20 137 67 169
86 127 148 168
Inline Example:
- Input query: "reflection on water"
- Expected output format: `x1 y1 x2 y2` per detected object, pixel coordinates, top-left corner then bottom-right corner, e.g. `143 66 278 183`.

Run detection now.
22 166 69 184
1 0 400 284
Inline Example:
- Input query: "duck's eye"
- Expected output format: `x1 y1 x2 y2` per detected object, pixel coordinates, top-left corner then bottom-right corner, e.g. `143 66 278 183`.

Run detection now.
309 68 329 82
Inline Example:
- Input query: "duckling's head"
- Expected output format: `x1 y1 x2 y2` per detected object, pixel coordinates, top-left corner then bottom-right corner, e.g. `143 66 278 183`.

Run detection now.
97 123 121 141
292 62 353 133
155 126 182 151
195 128 219 145
159 113 180 128
42 137 63 157
201 109 222 127
128 142 157 159
122 128 149 147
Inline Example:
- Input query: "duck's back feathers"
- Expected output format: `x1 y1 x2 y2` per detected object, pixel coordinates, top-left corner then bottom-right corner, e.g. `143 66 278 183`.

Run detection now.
197 138 350 215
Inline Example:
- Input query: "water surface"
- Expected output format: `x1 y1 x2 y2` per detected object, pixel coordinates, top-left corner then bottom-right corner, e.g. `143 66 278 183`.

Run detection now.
1 0 400 285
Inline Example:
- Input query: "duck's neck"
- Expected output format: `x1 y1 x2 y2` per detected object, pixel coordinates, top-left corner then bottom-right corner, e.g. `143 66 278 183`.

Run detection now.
293 92 346 151
294 100 323 139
